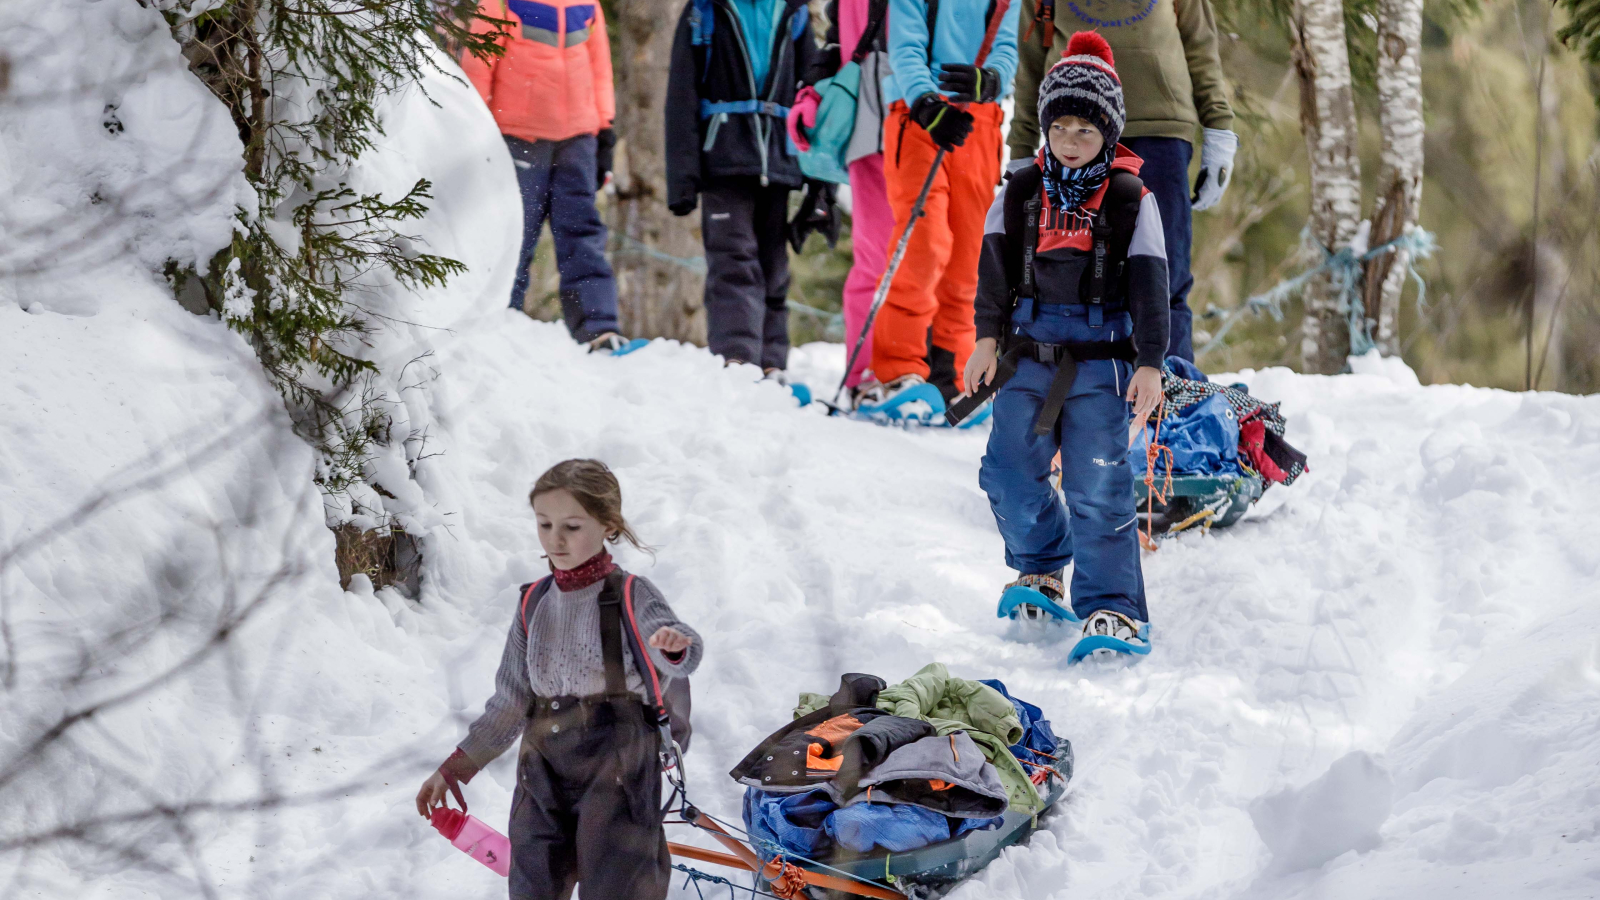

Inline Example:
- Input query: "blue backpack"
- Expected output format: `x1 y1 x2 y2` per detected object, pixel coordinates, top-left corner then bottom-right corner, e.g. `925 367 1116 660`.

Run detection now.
796 0 889 183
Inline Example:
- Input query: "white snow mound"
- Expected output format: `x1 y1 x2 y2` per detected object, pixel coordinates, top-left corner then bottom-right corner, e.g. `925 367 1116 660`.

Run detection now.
1250 750 1394 872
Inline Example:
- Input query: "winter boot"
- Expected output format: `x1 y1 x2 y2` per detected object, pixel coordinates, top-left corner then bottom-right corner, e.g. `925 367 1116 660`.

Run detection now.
997 570 1076 623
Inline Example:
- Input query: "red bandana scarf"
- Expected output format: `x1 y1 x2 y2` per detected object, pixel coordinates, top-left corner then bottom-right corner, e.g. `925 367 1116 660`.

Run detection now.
550 549 616 591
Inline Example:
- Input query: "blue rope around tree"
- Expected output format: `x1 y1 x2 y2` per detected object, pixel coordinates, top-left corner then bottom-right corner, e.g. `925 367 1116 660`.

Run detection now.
1196 227 1437 360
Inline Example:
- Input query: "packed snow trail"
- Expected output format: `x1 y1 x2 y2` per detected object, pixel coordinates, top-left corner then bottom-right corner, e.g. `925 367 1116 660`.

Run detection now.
396 322 1600 900
6 298 1598 899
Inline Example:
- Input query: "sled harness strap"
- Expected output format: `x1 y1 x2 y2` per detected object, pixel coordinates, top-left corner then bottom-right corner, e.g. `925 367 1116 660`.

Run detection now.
603 571 677 743
945 338 1136 433
597 576 628 696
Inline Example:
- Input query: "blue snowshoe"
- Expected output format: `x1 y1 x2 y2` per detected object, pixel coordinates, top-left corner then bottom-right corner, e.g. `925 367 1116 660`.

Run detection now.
762 369 813 407
1068 611 1152 664
997 573 1077 623
588 334 650 356
854 375 946 425
609 337 650 356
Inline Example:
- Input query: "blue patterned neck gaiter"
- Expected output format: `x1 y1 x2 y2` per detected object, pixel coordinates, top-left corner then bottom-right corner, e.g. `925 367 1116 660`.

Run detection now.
1039 144 1116 213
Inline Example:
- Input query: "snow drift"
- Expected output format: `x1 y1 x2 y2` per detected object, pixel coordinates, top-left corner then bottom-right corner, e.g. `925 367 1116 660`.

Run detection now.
4 5 1600 898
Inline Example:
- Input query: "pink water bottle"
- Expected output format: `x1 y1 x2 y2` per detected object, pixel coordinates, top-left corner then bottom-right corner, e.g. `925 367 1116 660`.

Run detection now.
431 807 512 877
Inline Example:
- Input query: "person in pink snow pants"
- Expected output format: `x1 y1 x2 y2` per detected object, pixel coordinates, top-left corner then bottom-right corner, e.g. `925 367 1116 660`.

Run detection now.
792 0 893 391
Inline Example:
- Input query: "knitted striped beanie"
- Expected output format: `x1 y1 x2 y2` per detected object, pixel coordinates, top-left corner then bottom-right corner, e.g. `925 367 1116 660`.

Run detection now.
1037 32 1125 150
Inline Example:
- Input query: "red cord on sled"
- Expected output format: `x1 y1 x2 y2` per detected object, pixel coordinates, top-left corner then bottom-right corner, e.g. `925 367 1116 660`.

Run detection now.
1140 399 1173 552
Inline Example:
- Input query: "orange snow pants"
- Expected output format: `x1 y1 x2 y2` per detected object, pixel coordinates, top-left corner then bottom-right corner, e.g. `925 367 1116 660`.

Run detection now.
871 100 1003 391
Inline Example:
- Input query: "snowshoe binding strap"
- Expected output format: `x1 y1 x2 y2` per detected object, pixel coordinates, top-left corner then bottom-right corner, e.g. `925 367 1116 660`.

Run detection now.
1082 609 1140 639
587 333 627 354
1068 610 1152 663
1012 572 1065 602
998 572 1078 622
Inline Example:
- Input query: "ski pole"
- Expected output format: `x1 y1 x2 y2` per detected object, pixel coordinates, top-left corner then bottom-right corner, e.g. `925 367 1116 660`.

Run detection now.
830 147 948 409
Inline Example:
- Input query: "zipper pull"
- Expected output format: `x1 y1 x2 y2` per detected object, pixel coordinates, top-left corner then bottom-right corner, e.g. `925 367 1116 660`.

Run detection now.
761 174 769 187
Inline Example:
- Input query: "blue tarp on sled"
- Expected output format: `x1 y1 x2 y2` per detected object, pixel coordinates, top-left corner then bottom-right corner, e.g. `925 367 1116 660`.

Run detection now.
744 788 1001 858
1131 393 1242 478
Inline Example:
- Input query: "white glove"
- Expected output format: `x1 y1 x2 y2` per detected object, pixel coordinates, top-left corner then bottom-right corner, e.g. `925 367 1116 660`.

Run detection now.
1192 128 1238 212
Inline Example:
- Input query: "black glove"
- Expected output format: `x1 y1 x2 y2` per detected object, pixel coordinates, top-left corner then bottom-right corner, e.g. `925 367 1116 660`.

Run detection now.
909 93 974 151
669 189 697 216
937 64 1001 104
787 180 841 253
595 127 616 191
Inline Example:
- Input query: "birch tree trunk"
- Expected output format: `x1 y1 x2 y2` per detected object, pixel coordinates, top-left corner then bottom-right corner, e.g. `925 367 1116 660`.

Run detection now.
611 0 707 343
1291 0 1364 373
1362 0 1425 356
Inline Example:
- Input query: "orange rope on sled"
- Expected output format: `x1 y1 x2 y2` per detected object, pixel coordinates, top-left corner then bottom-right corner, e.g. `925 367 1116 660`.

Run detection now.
1140 399 1174 552
674 811 905 899
767 858 812 899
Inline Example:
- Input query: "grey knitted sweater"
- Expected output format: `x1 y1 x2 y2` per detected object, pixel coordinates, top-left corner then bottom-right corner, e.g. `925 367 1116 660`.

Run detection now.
457 574 702 768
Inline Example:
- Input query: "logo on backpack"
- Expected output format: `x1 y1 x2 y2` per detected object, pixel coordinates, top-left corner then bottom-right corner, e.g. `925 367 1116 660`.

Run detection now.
1065 0 1158 28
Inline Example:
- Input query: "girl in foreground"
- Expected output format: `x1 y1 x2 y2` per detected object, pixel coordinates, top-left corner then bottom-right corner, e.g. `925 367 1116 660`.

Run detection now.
417 459 702 900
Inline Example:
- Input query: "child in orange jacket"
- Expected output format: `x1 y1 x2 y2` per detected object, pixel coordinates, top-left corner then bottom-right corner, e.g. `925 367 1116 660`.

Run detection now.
462 1 628 350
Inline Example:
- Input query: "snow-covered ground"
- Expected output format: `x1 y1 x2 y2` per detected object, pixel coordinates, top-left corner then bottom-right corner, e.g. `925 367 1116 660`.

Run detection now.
8 303 1599 899
5 3 1600 897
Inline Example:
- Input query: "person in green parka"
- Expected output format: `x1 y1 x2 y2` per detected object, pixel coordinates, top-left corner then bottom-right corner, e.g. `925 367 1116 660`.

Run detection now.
1006 0 1237 363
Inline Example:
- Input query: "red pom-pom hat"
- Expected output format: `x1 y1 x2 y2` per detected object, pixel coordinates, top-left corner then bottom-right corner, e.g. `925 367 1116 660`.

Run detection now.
1037 30 1127 148
1061 31 1119 80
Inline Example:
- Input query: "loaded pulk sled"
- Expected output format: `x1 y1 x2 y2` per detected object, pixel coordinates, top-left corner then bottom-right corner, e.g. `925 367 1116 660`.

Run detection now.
663 669 1072 898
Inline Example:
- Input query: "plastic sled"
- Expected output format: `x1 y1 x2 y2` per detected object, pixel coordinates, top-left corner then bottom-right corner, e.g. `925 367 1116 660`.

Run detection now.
1067 621 1153 665
1135 471 1263 535
789 383 814 407
754 754 1074 899
997 585 1080 623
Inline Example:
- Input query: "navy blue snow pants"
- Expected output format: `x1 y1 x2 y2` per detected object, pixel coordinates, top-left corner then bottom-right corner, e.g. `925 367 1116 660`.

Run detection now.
979 302 1148 623
1123 137 1194 362
506 134 620 341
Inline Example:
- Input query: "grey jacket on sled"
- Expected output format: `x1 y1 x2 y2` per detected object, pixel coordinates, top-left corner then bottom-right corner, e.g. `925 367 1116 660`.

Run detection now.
831 731 1009 818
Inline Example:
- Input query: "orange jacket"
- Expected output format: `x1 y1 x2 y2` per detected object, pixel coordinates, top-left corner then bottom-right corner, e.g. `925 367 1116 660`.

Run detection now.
462 0 615 143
